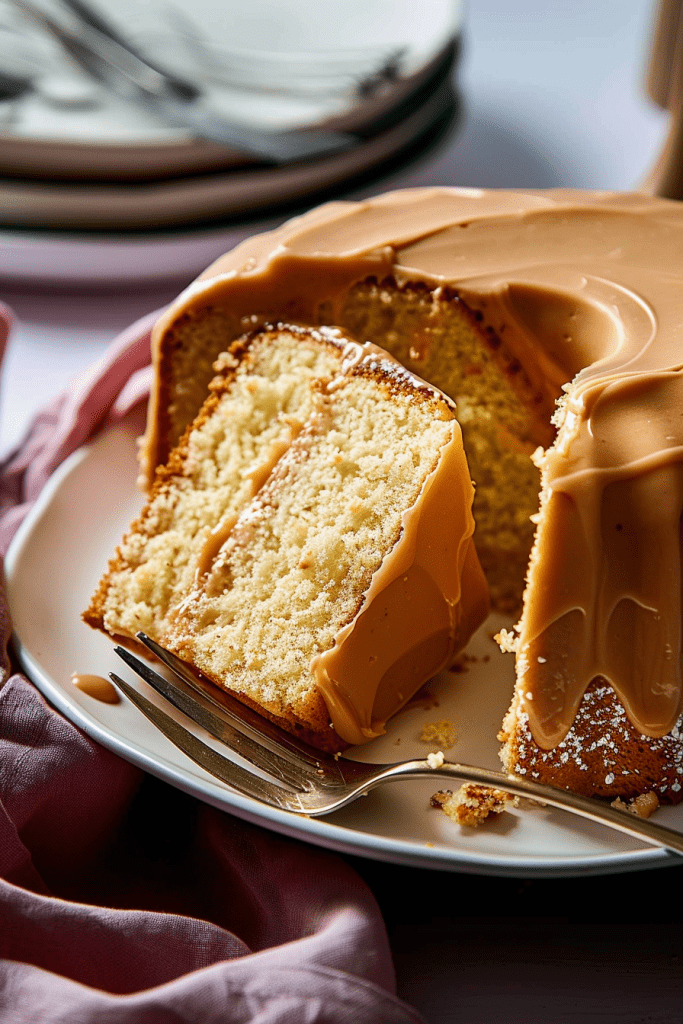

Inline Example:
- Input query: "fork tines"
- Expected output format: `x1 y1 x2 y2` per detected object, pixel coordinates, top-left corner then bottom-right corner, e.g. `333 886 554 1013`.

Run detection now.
135 632 327 764
112 634 338 789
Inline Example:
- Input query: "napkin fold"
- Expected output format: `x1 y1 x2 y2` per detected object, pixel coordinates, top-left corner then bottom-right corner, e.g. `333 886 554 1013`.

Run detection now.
0 304 423 1024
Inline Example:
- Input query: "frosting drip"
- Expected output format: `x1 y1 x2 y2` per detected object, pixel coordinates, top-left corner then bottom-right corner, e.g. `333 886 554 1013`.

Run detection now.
520 370 683 745
149 187 683 748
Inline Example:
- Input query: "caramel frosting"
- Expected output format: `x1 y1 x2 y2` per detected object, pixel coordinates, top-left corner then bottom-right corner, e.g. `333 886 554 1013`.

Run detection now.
71 672 120 704
311 386 487 745
149 187 683 749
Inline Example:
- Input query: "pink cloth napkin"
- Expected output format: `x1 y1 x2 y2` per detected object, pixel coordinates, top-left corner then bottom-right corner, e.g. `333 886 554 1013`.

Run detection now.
0 304 423 1024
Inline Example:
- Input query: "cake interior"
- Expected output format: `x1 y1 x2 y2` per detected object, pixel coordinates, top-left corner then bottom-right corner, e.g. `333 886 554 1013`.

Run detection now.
168 335 459 736
89 331 341 646
157 279 559 613
86 325 467 745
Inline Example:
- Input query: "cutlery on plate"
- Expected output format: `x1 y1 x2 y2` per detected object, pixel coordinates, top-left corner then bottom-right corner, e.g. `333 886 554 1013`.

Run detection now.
110 632 683 858
7 0 360 162
65 0 405 100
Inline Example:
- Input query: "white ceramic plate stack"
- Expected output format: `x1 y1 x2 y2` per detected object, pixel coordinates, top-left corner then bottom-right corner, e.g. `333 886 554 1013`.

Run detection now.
0 0 462 283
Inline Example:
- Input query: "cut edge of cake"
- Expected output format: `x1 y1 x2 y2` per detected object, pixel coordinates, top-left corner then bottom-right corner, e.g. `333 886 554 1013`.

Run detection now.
84 322 489 750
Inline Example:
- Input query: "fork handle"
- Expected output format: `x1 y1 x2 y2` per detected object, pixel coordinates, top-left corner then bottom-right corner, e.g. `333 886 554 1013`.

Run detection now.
370 761 683 857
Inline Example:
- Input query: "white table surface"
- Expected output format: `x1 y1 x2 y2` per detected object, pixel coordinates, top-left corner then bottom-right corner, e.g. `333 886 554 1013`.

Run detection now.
2 3 682 1022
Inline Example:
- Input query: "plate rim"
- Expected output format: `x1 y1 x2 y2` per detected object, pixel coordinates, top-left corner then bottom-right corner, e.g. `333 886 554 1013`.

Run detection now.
4 423 675 878
0 73 457 235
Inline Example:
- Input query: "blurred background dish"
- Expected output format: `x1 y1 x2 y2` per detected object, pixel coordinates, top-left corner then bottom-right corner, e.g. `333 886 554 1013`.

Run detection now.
0 0 460 178
0 2 670 290
0 63 457 229
0 0 463 281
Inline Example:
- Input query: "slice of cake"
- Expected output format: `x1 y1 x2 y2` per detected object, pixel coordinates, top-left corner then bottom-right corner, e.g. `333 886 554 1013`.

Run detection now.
85 323 488 750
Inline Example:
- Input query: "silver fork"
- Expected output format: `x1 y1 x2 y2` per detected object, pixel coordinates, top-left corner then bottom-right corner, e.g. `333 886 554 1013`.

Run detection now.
110 632 683 857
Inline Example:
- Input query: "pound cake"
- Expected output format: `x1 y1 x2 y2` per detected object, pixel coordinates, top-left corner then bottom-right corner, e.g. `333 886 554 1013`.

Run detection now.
85 323 487 749
130 187 683 803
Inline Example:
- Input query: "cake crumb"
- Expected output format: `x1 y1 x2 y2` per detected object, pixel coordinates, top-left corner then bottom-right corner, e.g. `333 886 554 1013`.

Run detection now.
427 750 445 769
495 628 519 653
431 784 517 827
611 791 660 819
530 446 545 468
420 719 457 749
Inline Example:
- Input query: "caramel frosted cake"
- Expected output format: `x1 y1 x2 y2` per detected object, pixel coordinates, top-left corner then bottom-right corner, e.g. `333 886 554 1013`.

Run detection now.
88 186 683 803
85 324 487 749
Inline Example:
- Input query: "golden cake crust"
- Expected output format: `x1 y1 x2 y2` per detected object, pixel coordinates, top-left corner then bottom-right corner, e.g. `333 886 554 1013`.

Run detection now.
500 678 683 802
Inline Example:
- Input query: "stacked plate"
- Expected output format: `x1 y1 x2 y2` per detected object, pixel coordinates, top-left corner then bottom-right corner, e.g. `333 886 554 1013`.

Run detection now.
0 0 461 281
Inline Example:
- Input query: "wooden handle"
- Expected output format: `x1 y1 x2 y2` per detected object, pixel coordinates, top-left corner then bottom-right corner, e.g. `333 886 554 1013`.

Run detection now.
642 0 683 198
647 0 683 109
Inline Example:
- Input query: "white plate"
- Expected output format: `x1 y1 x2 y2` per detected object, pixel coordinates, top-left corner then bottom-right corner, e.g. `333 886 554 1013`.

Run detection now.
6 406 682 876
0 0 459 181
0 73 456 232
